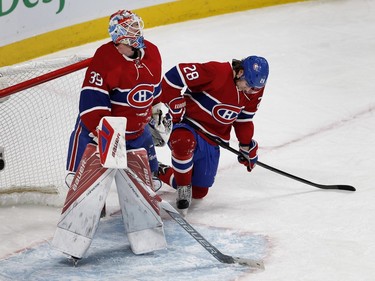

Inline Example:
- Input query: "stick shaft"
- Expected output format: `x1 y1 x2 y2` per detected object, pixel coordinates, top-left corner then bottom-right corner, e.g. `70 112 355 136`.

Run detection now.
182 118 355 192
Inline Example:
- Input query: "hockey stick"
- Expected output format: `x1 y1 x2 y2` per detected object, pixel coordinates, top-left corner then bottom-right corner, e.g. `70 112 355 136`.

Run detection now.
182 119 356 192
163 204 265 268
109 148 263 269
159 196 264 269
137 181 264 269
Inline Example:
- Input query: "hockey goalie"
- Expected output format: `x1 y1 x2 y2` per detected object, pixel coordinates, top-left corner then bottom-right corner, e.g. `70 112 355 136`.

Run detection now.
51 117 167 261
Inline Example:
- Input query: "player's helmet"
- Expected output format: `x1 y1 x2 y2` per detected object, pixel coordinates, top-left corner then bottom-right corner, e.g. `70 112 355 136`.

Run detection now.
242 56 269 88
108 10 145 49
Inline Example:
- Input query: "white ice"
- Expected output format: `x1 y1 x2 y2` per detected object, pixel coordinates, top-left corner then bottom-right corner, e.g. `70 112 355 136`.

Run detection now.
1 0 375 280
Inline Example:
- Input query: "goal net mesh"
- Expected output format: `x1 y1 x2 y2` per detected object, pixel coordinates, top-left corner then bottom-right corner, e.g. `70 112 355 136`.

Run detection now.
0 56 90 206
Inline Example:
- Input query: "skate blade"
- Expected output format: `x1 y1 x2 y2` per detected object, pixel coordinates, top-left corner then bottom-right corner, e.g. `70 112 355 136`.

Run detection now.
68 256 81 267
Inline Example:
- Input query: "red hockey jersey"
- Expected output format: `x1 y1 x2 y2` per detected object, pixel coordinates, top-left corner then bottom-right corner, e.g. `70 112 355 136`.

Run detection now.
79 40 162 139
161 61 264 145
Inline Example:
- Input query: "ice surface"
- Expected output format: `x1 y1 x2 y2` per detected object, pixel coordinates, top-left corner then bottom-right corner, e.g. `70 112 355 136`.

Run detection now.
1 0 374 280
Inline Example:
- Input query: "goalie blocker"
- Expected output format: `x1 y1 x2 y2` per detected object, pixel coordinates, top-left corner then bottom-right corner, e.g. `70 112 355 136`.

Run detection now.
51 117 167 259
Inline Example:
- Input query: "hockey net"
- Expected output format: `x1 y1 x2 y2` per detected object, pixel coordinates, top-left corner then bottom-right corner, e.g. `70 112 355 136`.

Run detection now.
0 56 91 206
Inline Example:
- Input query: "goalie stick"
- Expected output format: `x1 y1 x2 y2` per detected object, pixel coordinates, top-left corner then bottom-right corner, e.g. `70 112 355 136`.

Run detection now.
182 118 356 192
137 181 264 269
160 201 264 269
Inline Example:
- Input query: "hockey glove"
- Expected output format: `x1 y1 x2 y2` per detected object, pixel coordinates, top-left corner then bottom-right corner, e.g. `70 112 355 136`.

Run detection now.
238 139 258 172
162 113 173 133
149 107 172 147
167 96 186 123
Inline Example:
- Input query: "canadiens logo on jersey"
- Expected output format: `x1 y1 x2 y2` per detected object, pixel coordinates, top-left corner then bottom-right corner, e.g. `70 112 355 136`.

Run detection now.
127 84 155 108
212 104 241 124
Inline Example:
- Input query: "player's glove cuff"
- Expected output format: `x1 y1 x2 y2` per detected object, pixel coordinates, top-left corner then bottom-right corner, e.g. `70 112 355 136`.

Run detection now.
167 96 186 123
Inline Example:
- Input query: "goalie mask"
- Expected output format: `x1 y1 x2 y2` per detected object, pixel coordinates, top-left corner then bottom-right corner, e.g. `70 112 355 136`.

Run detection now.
108 10 145 49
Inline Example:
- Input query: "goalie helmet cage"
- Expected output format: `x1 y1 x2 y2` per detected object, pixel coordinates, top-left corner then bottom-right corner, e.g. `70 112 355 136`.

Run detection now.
0 56 92 206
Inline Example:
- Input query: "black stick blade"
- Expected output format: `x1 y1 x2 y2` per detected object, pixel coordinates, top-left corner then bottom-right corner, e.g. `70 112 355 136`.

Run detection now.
316 184 356 191
336 185 356 191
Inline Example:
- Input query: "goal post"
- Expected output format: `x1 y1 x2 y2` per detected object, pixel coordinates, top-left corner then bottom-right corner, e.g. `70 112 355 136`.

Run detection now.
0 56 92 206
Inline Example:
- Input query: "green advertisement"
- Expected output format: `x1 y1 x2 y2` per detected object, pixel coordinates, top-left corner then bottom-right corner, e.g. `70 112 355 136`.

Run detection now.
0 0 65 16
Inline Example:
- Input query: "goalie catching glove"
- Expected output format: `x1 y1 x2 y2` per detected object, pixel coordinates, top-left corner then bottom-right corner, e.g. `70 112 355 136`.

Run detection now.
149 103 172 147
238 139 258 172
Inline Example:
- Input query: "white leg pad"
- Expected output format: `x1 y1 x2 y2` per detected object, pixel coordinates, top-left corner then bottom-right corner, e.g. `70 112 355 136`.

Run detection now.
51 144 116 258
115 165 167 255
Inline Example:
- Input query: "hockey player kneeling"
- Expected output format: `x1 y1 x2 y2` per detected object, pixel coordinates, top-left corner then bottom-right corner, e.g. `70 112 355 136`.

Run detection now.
51 117 167 261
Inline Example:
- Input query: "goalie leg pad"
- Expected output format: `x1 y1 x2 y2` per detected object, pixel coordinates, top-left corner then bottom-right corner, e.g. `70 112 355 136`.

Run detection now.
115 168 167 254
52 144 116 259
115 149 167 254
